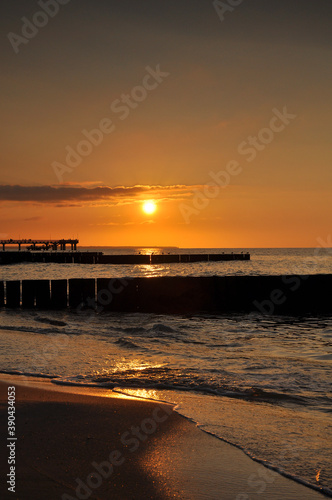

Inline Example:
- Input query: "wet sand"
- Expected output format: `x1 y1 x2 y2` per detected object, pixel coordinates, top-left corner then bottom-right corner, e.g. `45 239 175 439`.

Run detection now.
0 376 326 499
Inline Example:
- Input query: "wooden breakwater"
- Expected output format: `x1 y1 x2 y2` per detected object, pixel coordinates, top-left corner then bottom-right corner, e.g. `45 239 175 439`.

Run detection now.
0 275 330 314
0 251 103 265
0 252 250 265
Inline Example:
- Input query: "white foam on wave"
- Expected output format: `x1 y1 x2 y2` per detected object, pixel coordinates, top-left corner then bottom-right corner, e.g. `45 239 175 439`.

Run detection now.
0 369 58 379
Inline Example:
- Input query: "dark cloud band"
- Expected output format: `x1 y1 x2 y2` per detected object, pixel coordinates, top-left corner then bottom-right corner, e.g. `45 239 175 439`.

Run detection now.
0 184 199 205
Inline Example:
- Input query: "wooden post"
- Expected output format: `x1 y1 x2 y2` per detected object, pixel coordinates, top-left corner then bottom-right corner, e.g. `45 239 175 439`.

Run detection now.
96 278 138 312
6 281 20 308
22 280 35 308
51 280 68 309
69 279 95 309
0 281 4 307
35 280 51 309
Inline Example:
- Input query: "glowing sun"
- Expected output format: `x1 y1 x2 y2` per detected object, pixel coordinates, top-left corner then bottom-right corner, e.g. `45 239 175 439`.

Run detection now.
142 201 157 215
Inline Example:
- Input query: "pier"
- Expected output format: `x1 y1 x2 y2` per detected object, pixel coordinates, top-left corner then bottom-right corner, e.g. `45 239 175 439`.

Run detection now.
0 239 78 251
0 275 330 314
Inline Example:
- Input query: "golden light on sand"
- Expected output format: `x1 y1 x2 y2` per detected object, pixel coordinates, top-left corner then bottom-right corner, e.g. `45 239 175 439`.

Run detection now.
142 201 157 215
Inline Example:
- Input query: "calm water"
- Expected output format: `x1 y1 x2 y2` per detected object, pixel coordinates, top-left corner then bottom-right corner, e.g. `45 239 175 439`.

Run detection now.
1 247 332 280
0 248 331 496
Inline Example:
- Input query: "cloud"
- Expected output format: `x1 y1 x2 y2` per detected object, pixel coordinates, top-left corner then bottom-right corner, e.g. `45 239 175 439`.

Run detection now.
0 184 201 207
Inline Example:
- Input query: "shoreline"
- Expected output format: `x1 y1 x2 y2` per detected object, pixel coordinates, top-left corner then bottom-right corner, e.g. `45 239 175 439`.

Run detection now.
0 375 327 499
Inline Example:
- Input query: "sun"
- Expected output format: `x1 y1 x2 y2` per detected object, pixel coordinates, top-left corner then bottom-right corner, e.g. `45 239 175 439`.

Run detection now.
142 201 157 215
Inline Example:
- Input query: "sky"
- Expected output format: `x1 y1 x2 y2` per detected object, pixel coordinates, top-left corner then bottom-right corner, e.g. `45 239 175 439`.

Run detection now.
0 0 331 247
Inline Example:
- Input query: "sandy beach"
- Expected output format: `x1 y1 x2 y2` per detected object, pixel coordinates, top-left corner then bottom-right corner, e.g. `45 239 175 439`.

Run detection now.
0 375 326 500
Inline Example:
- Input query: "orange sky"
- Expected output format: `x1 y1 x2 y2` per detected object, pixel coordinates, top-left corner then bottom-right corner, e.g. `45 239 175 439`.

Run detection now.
0 1 331 247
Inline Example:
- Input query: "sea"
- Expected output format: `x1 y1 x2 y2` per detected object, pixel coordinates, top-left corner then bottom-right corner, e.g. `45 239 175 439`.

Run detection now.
0 247 331 497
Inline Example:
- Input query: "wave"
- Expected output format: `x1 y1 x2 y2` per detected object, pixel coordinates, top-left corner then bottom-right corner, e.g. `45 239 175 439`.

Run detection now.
52 378 116 389
45 368 309 406
45 377 307 408
114 338 140 349
151 323 176 333
0 323 83 337
0 369 58 379
0 324 64 336
115 322 180 341
121 326 147 334
34 316 67 327
0 365 310 406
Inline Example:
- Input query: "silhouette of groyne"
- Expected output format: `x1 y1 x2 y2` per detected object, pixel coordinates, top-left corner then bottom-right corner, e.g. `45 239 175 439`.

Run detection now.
0 275 330 314
0 251 250 265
